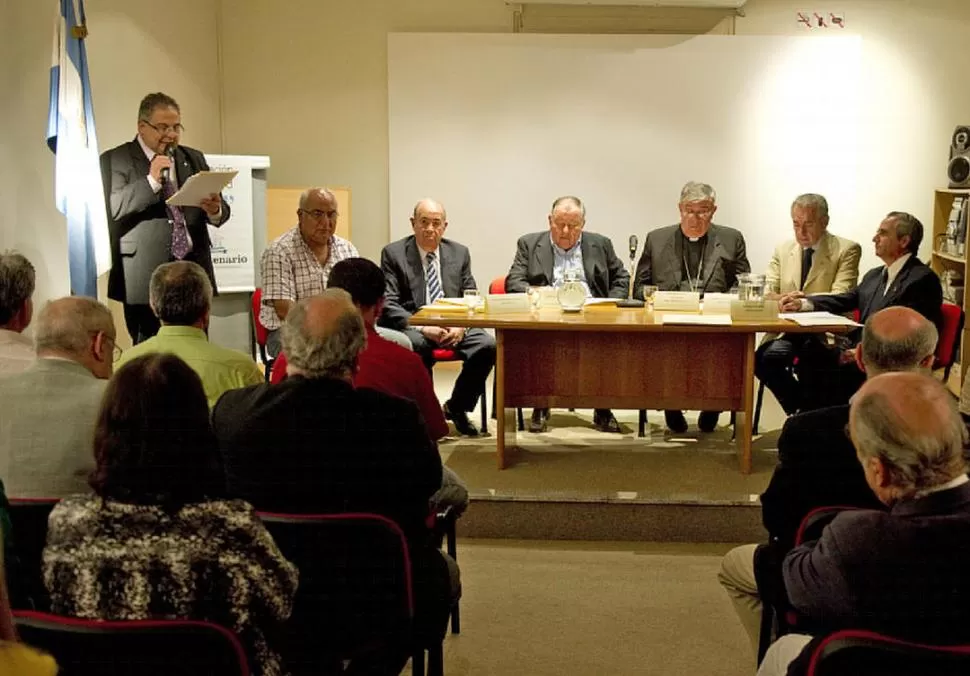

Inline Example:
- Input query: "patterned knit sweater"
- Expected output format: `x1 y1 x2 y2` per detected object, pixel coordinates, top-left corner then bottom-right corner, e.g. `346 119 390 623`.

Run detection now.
42 495 299 676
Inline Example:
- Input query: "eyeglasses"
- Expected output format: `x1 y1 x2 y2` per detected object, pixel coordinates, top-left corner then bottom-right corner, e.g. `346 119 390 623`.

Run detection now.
93 332 122 361
299 209 338 221
140 120 184 135
683 208 714 219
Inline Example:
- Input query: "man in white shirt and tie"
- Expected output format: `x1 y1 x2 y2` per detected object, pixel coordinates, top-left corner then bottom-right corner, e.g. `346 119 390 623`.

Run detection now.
757 194 861 415
379 199 496 436
779 211 943 410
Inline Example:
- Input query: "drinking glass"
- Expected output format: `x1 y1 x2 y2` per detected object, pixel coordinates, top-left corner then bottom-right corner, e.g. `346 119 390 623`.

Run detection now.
463 289 481 311
642 285 658 307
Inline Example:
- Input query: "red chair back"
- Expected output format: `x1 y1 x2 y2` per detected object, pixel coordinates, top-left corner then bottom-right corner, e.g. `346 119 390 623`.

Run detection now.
251 289 269 347
431 348 459 362
935 302 964 371
14 612 251 676
489 276 507 295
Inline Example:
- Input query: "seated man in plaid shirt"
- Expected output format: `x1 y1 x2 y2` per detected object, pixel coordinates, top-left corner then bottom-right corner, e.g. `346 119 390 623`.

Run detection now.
259 187 410 356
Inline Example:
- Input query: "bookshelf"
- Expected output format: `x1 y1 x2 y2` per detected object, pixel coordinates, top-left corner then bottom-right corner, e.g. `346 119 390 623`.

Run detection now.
929 187 970 397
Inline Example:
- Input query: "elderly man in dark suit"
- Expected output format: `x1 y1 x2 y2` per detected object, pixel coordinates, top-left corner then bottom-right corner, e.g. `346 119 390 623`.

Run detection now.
742 373 970 675
506 195 629 433
780 211 943 411
634 181 751 433
379 198 496 437
100 92 230 344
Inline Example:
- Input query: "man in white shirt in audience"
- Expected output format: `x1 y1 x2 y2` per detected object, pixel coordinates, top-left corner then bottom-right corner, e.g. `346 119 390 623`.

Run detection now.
0 297 117 497
757 194 861 415
259 187 410 357
117 261 263 408
0 252 36 377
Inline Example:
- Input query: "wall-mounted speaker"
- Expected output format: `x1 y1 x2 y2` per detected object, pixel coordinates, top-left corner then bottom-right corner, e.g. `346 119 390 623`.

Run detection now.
948 126 970 188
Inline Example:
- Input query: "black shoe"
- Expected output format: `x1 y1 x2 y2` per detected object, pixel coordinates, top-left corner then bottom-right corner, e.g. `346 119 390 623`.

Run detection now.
529 408 549 433
444 401 479 437
593 409 621 433
698 410 721 433
664 410 688 434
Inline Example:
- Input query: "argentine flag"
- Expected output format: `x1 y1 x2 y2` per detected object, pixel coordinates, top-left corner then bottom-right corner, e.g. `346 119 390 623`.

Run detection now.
46 0 110 298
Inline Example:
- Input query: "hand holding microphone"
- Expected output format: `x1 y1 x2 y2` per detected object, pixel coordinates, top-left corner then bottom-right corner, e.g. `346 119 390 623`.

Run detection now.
149 145 176 185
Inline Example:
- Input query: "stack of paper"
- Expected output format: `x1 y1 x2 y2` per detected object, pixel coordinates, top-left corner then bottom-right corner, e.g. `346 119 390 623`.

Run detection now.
779 311 861 327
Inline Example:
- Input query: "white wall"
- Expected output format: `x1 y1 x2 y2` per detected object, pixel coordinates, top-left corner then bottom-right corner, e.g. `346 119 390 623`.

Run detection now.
0 0 221 329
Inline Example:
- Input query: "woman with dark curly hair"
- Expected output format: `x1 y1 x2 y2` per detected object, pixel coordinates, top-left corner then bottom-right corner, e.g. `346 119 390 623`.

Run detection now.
42 353 298 676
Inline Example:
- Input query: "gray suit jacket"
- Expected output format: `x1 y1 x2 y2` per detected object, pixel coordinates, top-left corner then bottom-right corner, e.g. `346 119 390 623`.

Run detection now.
100 138 231 305
0 359 105 497
633 223 750 296
380 236 477 330
505 231 630 298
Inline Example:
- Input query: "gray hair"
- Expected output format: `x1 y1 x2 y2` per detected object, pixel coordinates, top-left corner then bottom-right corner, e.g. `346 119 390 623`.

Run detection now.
886 211 924 254
149 261 212 325
34 297 114 354
791 194 829 221
299 187 336 210
852 378 967 495
679 181 717 204
280 289 365 379
861 316 938 376
0 252 36 326
551 196 586 218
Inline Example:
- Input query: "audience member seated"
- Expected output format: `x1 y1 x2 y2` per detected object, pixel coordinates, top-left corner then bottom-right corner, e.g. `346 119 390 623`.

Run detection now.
0 297 115 497
780 211 943 411
721 372 970 675
758 306 935 554
212 290 459 649
259 187 411 357
379 198 496 437
268 258 469 515
43 353 297 676
0 252 36 378
757 194 861 415
505 196 628 434
117 261 263 407
634 181 751 433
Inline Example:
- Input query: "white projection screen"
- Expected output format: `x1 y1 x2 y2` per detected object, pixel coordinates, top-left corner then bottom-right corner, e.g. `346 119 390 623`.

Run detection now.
388 33 872 290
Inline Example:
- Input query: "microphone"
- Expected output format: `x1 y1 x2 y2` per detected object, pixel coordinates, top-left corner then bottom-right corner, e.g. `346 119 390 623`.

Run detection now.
616 233 645 308
160 145 176 183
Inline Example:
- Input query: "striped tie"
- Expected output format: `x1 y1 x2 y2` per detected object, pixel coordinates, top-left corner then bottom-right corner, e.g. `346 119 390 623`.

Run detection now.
426 252 443 303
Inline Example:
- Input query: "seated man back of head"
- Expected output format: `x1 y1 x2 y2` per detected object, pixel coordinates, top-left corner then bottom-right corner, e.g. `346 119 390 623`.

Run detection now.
0 252 37 377
118 261 262 407
0 297 116 497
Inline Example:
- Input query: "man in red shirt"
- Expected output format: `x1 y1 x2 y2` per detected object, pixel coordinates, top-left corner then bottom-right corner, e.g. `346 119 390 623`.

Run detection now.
270 258 467 512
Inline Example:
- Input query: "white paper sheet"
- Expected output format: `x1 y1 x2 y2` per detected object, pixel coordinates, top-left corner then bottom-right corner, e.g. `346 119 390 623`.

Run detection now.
658 313 732 326
166 170 238 207
779 311 861 327
584 298 617 306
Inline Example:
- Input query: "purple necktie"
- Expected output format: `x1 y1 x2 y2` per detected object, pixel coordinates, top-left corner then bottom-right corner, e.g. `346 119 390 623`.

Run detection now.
161 172 190 260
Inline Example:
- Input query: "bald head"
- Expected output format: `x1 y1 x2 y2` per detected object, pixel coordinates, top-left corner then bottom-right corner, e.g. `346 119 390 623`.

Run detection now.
859 306 938 376
850 372 966 496
280 288 365 380
411 198 448 251
299 187 337 210
34 296 116 379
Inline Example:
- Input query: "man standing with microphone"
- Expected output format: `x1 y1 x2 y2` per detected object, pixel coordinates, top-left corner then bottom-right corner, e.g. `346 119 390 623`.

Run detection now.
101 93 230 344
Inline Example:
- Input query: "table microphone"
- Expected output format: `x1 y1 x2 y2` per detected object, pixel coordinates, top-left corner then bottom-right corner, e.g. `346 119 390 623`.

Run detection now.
616 233 645 308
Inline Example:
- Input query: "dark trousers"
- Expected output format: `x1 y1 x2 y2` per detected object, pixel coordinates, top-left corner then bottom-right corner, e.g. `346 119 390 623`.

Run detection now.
404 327 496 412
755 335 809 415
122 304 161 345
795 338 866 412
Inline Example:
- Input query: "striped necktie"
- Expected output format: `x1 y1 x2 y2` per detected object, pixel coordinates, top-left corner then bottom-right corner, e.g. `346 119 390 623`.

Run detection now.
426 252 443 303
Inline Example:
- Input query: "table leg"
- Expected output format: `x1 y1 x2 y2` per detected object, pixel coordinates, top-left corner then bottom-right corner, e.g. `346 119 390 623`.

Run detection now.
737 333 756 474
495 330 516 469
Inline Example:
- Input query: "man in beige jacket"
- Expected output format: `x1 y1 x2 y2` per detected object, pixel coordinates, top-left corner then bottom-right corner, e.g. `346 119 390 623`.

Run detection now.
757 194 861 415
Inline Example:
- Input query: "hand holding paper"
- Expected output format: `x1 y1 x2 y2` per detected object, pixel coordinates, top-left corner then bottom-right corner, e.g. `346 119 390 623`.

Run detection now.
165 170 237 207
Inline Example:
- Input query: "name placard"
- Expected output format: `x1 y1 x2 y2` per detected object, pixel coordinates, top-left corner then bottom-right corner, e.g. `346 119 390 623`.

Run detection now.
730 299 779 322
653 291 701 313
485 293 532 313
702 292 736 314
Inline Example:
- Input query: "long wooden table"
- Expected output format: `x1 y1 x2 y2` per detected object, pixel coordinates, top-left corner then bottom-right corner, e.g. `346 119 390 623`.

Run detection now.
410 305 849 473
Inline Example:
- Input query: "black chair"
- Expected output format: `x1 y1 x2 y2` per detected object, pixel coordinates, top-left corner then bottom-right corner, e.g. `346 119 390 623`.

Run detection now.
14 611 250 676
795 629 970 676
7 497 60 611
259 512 443 676
434 506 460 635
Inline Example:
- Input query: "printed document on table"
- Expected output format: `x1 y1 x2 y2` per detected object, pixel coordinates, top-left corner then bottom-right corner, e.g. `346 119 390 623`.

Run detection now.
779 311 861 327
658 313 732 326
166 170 238 207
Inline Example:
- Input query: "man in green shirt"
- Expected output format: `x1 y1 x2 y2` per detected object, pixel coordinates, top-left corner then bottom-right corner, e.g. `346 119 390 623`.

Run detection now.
118 261 262 407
